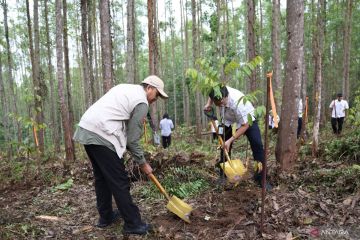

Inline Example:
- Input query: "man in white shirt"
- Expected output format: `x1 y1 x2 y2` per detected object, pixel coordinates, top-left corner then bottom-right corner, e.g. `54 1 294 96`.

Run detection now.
159 113 174 148
329 93 349 135
204 85 271 190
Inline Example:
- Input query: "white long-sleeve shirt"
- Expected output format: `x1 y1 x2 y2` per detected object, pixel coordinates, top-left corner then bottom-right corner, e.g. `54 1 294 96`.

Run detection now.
329 99 349 118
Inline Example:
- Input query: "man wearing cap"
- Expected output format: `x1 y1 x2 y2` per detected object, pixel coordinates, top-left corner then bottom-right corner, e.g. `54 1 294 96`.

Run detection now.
329 93 349 135
73 75 168 235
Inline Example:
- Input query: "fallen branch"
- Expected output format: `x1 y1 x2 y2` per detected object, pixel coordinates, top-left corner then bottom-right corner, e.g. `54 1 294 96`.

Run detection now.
35 215 64 222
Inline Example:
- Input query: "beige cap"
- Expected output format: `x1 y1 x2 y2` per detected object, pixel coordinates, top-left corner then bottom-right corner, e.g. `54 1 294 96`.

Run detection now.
142 75 168 98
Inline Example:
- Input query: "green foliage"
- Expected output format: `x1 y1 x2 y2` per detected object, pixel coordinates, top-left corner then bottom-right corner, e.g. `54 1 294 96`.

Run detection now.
322 128 360 163
186 56 263 98
51 178 74 192
348 90 360 126
312 165 360 194
140 166 210 200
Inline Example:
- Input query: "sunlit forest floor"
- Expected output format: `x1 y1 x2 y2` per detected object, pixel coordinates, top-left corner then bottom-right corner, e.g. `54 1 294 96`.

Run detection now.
1 125 360 239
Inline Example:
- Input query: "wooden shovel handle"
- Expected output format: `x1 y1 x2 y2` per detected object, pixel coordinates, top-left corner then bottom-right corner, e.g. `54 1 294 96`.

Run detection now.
148 173 171 200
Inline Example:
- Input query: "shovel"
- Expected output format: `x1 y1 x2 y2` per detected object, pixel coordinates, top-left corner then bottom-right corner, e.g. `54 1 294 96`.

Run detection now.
148 173 192 223
204 109 247 184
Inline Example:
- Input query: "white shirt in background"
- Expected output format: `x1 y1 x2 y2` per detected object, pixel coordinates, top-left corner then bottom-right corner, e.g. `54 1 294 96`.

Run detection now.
297 98 303 118
159 118 174 137
329 99 349 118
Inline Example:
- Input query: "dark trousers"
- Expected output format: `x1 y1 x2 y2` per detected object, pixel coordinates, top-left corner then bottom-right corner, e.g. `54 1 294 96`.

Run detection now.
84 144 143 228
219 122 264 176
297 117 303 139
331 117 344 134
212 132 217 142
162 135 171 148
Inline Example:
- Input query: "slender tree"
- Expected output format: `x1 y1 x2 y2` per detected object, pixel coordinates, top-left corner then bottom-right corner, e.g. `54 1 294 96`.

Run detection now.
275 0 304 170
44 0 61 152
247 0 257 91
126 0 136 83
191 0 201 136
271 0 281 112
169 2 177 125
26 0 45 153
81 0 92 108
312 0 325 156
55 0 75 161
148 0 160 130
0 53 10 153
100 0 114 92
3 0 21 144
342 0 353 99
63 0 75 158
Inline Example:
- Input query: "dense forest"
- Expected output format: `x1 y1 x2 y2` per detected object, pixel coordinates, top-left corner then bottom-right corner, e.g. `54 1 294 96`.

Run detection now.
1 0 360 239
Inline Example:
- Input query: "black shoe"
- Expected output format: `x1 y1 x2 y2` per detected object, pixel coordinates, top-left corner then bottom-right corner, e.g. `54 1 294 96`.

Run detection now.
254 173 272 191
96 210 121 228
123 223 153 235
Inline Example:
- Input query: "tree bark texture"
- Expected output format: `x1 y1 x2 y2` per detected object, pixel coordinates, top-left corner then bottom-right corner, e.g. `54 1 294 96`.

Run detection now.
63 0 75 158
275 0 304 171
126 0 136 84
55 0 75 161
99 0 114 92
148 0 159 130
312 0 325 156
44 0 61 152
247 0 257 92
342 0 353 99
4 0 21 144
271 0 281 112
81 0 92 109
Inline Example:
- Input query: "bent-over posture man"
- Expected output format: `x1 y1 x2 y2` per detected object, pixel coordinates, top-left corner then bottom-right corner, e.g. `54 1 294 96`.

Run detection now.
74 75 168 235
204 85 271 190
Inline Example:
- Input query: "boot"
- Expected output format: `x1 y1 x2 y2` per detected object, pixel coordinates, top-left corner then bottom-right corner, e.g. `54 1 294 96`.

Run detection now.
253 171 272 191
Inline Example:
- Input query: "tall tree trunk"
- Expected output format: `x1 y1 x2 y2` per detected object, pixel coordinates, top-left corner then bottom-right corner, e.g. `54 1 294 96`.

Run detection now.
0 53 11 153
312 0 325 156
275 0 304 171
99 0 114 92
148 0 160 130
63 0 75 159
169 1 177 126
27 0 45 153
81 0 92 108
247 0 257 91
300 31 308 139
126 0 136 84
92 1 101 98
180 0 187 124
87 0 97 101
3 0 21 146
191 0 201 136
55 0 75 161
44 0 61 152
342 0 353 99
271 0 281 112
183 0 190 125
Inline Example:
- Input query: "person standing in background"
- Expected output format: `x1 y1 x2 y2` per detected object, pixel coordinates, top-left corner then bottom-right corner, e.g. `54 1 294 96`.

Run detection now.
159 113 174 148
329 93 349 135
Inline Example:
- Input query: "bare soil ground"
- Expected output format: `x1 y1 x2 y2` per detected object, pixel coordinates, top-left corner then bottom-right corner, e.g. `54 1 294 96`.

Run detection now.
1 143 360 239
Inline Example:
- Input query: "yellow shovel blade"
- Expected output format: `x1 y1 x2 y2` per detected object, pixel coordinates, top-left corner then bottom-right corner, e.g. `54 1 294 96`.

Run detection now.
220 159 247 183
166 195 193 223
